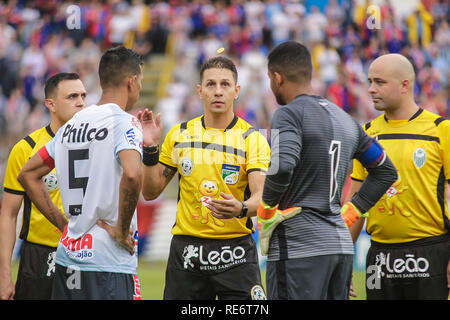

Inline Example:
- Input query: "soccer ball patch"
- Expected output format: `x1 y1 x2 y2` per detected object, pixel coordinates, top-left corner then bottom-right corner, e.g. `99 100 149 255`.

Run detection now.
43 171 58 191
180 157 194 176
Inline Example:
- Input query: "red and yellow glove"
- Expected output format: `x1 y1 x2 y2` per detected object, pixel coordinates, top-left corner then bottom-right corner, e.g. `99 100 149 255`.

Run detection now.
257 201 302 256
341 202 368 227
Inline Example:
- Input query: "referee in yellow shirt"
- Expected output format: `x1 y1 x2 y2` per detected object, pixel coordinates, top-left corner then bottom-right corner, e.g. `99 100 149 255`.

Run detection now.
138 56 270 300
347 54 450 300
0 73 86 300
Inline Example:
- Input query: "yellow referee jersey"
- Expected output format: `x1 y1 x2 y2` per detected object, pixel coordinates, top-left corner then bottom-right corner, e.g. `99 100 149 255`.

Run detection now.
3 125 65 247
351 109 450 243
159 115 271 239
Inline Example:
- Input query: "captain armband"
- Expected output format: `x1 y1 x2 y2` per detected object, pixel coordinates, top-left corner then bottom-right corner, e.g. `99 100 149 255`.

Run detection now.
357 139 386 168
37 146 55 170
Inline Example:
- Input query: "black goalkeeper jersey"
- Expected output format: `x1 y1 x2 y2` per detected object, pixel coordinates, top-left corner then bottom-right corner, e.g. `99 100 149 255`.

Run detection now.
263 94 397 260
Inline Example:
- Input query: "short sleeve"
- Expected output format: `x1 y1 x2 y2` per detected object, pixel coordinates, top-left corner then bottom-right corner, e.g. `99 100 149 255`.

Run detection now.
3 141 30 194
245 130 270 173
437 119 450 180
44 130 59 160
114 115 143 161
159 124 180 169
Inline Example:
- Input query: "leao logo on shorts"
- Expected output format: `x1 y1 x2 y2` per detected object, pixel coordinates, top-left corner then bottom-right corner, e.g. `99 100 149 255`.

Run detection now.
367 252 430 290
182 244 246 271
61 123 109 144
374 252 430 275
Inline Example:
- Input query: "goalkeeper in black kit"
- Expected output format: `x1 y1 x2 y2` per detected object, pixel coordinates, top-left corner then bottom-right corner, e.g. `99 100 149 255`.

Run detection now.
257 41 398 300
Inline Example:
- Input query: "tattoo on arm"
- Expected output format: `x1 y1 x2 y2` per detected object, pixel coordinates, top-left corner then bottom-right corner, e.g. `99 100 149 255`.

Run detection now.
120 187 140 236
162 167 176 181
41 187 64 230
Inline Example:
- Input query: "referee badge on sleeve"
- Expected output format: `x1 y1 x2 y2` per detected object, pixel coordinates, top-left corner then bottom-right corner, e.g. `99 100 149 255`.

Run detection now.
221 164 240 184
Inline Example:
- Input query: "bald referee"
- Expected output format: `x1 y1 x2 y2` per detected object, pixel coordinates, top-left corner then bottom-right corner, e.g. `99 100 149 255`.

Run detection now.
347 53 450 300
257 41 398 300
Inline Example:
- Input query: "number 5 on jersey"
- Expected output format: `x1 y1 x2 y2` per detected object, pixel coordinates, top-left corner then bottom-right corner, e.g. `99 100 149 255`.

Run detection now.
68 149 89 216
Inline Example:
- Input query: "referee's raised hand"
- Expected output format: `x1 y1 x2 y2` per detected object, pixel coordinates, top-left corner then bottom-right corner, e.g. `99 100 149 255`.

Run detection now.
137 108 162 147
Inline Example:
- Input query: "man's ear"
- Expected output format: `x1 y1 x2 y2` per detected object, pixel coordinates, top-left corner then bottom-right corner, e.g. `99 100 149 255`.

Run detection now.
196 84 202 98
44 99 56 113
127 75 135 91
234 84 241 100
274 71 284 87
400 79 411 94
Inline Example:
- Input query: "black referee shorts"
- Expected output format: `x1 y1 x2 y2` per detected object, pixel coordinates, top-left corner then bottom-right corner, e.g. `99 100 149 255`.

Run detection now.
164 235 266 300
366 234 450 300
14 241 57 300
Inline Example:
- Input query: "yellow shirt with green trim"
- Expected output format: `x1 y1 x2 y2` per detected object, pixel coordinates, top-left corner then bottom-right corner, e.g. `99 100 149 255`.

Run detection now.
2 125 65 248
159 115 271 239
351 109 450 243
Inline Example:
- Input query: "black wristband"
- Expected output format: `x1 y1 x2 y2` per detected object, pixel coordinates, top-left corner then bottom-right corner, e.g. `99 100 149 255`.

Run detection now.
142 145 159 166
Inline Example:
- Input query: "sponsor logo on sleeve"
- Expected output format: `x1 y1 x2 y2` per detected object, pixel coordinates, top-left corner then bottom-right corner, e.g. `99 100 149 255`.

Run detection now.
125 128 137 147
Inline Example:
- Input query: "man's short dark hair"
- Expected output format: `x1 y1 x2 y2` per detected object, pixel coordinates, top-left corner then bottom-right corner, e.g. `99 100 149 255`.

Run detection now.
199 56 238 83
98 46 143 88
44 73 80 98
268 41 312 83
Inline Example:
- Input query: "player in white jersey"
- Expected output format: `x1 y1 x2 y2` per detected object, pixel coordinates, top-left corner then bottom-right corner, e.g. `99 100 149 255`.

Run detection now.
18 46 144 300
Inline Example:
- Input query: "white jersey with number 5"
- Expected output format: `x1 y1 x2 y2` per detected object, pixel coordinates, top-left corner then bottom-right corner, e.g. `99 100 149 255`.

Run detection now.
41 103 143 274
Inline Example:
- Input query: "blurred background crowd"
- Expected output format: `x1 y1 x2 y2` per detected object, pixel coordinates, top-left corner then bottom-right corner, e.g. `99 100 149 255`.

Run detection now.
0 0 449 194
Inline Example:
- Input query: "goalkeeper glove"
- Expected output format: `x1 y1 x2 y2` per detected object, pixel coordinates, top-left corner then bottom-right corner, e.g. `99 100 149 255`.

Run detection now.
257 201 301 256
341 202 369 227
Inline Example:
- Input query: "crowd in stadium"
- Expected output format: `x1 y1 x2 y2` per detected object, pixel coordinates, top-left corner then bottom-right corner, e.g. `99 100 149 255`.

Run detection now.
0 0 448 190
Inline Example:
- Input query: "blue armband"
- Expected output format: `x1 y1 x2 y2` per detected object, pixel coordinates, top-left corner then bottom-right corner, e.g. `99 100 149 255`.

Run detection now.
357 139 386 168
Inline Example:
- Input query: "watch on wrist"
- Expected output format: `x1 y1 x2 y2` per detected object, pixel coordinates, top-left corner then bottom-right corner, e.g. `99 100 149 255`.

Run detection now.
238 201 248 218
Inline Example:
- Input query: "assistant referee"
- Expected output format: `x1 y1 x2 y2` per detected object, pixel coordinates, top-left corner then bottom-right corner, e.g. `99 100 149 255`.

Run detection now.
347 54 450 300
0 73 86 300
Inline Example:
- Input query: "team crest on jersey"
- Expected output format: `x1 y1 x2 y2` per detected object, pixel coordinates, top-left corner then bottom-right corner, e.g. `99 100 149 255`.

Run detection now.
43 171 58 191
180 157 194 176
413 148 426 168
221 164 240 184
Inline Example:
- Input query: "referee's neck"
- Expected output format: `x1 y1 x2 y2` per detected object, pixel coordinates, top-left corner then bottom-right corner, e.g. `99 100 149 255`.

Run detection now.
203 112 235 130
384 102 420 121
